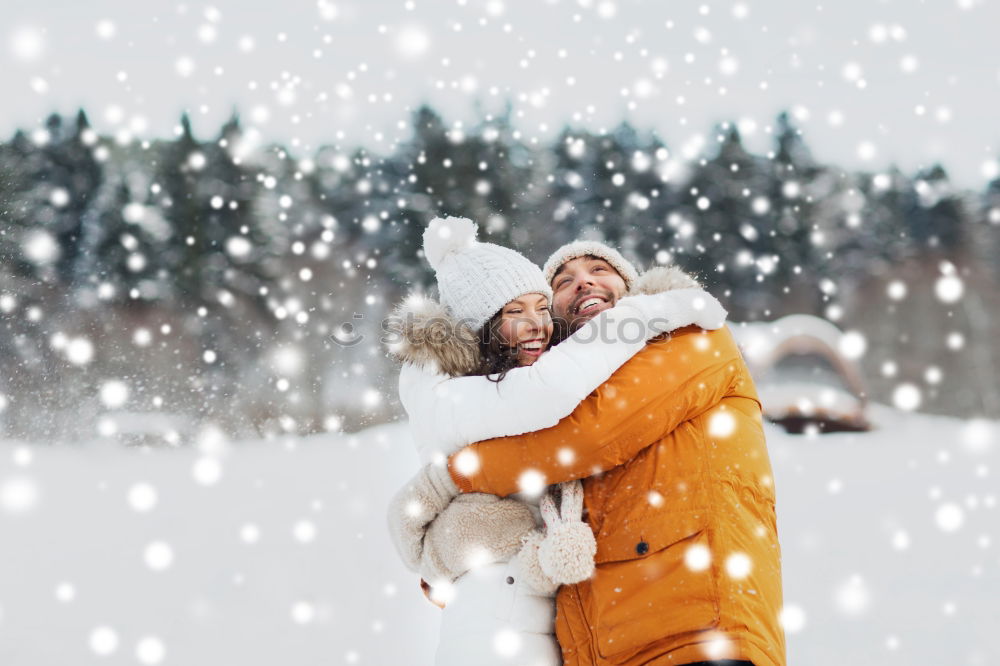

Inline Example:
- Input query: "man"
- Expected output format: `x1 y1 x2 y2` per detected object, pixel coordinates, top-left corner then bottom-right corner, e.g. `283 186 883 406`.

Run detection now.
446 240 787 666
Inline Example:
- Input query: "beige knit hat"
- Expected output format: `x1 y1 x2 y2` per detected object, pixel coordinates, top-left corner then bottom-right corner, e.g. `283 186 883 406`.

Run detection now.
423 216 552 330
542 240 640 289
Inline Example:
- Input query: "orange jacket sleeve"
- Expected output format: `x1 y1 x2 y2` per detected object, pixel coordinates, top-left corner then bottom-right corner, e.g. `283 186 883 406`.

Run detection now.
448 326 744 497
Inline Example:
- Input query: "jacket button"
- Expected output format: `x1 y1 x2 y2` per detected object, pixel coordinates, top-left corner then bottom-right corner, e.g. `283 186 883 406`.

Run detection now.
506 576 515 585
636 541 649 555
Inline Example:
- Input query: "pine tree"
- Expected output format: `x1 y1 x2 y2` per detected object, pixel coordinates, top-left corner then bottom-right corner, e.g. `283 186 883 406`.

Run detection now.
0 112 102 284
673 124 769 313
153 113 271 314
766 113 828 314
905 164 968 251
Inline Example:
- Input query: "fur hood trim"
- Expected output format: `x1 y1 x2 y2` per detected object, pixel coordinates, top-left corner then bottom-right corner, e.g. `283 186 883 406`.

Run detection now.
386 293 480 377
388 265 701 376
630 265 701 294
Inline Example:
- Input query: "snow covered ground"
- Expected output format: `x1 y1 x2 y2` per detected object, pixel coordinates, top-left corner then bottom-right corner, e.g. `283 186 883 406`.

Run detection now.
0 407 996 665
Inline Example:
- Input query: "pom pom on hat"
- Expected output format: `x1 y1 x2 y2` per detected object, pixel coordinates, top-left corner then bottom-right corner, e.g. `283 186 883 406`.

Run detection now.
419 215 551 330
423 216 478 271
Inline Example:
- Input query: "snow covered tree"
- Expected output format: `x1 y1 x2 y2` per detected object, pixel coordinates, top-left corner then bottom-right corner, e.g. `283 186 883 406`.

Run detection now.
904 164 969 251
0 111 102 285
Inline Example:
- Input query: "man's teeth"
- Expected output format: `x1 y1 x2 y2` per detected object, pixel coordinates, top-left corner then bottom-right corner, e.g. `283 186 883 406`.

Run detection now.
577 297 603 313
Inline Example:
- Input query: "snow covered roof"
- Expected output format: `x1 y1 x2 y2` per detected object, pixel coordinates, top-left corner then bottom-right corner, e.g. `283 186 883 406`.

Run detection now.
731 315 871 432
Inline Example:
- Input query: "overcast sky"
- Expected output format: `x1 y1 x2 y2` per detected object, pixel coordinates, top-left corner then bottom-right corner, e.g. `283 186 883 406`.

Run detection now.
3 0 999 186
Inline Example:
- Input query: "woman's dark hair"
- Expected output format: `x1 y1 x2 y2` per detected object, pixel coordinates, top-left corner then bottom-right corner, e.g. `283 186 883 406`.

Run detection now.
472 310 522 382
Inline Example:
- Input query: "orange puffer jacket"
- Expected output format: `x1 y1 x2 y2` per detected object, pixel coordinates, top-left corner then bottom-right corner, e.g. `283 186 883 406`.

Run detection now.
449 325 786 666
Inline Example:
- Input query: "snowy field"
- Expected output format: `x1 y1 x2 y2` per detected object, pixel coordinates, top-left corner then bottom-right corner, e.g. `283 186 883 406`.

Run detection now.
0 407 996 666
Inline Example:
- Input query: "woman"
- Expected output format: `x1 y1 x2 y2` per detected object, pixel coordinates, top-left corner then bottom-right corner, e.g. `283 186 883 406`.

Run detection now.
387 216 725 665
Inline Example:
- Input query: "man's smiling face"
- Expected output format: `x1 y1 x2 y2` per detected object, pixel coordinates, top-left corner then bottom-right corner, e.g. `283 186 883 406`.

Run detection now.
550 255 628 333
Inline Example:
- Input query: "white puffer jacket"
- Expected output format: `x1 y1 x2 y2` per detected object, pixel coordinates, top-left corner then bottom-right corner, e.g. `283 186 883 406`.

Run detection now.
386 266 726 666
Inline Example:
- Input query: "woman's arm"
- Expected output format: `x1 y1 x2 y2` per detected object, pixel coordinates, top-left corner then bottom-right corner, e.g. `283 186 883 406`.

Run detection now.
401 287 726 461
386 465 536 586
447 326 748 497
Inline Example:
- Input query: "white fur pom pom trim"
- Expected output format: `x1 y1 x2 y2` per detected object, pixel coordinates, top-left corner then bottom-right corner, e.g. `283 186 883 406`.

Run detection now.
536 481 596 585
538 521 597 585
423 216 478 271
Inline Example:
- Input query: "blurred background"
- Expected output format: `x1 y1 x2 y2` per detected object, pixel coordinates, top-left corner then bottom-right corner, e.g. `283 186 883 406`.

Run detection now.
1 0 999 440
0 1 997 665
3 99 999 441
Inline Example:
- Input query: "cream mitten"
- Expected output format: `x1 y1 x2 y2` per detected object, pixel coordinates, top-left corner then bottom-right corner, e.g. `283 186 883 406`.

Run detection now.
422 493 536 584
513 528 559 597
386 463 460 573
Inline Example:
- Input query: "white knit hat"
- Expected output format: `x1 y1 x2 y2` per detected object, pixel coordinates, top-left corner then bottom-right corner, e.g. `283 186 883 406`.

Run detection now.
542 240 640 289
423 216 552 330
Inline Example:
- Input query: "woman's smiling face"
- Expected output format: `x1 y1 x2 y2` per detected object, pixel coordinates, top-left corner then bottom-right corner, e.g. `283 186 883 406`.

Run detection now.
496 292 553 366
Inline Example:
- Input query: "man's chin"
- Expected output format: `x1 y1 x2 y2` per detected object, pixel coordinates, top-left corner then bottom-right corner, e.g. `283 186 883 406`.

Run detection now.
569 300 614 331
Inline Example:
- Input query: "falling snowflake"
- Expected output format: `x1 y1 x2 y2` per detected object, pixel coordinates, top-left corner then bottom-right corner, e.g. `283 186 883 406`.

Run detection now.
779 604 807 633
89 626 119 656
934 503 964 532
834 575 871 615
135 636 166 665
685 543 712 571
1 476 39 514
128 483 158 512
144 541 175 571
